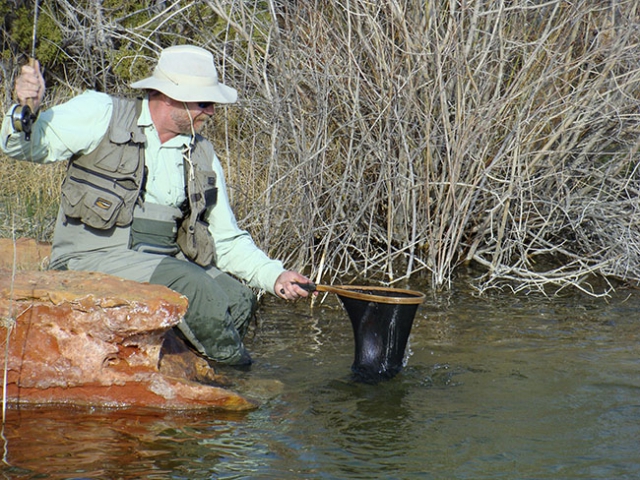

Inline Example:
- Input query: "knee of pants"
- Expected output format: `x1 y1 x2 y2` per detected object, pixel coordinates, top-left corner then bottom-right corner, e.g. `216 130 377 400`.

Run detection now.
205 271 257 330
149 257 256 330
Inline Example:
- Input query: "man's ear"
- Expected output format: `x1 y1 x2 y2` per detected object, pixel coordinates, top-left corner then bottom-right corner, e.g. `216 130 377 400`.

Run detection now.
161 93 174 106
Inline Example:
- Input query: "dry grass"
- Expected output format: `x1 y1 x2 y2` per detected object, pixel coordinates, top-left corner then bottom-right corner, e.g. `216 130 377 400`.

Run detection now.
2 0 640 295
0 159 65 240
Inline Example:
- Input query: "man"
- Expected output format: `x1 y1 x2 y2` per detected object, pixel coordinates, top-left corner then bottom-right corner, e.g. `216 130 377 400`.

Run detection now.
1 45 311 366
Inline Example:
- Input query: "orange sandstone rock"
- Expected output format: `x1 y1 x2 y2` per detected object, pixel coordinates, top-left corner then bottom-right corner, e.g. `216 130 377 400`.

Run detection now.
0 237 51 270
0 240 256 411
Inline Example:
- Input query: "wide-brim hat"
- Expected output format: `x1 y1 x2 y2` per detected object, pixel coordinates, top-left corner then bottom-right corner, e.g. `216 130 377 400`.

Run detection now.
131 45 237 104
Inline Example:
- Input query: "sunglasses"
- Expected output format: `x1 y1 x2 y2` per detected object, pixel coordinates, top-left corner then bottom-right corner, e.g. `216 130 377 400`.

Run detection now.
197 102 214 109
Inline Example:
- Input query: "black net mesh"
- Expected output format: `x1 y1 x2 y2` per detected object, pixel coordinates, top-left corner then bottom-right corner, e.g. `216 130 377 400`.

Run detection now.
337 288 421 383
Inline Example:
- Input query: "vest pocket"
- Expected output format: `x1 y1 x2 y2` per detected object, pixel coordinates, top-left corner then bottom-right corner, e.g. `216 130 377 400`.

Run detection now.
93 147 140 175
130 217 179 254
176 218 215 267
61 176 126 230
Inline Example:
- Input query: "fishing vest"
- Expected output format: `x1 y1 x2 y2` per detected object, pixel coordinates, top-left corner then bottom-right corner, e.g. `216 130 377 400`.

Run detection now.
58 96 218 266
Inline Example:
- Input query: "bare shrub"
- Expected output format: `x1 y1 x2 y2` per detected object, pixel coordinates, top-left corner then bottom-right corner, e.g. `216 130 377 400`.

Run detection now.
1 0 640 295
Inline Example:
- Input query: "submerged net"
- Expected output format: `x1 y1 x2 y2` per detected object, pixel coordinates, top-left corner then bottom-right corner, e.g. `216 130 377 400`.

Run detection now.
331 286 425 383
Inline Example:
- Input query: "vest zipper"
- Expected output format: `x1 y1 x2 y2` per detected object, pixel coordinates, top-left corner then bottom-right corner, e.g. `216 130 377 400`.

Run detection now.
72 162 138 190
69 175 126 203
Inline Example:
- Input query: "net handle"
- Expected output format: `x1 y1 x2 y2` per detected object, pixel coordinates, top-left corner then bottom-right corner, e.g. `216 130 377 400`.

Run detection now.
297 282 426 305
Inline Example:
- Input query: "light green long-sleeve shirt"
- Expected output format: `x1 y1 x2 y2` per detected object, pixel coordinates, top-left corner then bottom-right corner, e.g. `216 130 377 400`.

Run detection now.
1 90 284 294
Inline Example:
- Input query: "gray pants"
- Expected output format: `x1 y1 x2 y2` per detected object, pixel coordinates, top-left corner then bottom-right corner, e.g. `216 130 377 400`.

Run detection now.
63 249 256 365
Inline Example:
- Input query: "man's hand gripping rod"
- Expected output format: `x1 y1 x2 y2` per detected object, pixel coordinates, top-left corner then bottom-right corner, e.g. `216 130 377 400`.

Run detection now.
13 0 40 141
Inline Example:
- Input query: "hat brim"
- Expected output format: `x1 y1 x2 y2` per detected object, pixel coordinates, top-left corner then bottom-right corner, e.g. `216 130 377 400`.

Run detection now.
131 77 238 104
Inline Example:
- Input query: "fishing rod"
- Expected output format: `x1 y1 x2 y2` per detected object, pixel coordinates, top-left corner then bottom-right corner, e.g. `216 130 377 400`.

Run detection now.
12 0 40 141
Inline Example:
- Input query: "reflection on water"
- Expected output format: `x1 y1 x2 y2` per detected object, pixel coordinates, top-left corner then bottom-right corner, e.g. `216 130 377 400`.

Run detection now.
2 281 640 479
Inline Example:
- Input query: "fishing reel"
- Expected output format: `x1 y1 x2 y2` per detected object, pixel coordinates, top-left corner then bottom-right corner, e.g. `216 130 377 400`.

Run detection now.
10 103 39 141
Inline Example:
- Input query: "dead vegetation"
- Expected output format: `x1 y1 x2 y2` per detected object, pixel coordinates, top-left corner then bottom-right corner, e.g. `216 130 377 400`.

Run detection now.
1 0 640 295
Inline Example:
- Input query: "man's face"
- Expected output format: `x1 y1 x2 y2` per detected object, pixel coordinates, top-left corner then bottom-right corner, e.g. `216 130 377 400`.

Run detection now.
169 100 215 135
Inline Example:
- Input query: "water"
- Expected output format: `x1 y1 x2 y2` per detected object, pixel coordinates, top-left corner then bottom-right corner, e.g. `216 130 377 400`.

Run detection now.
2 281 640 479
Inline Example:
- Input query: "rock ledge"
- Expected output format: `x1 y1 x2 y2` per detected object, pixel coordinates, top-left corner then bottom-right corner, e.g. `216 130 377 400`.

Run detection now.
0 238 256 411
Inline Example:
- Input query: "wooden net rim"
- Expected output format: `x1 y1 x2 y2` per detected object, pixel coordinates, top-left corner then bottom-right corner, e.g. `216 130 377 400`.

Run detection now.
315 284 426 305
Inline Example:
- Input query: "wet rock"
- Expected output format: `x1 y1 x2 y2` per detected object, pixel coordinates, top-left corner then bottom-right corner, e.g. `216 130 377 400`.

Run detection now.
0 238 256 411
159 328 233 388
